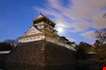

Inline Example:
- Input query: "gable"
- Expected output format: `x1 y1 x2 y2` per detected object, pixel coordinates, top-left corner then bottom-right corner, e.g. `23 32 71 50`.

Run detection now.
24 26 41 36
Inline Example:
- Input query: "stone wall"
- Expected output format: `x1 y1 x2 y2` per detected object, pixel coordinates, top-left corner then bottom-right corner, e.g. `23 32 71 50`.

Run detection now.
5 40 77 70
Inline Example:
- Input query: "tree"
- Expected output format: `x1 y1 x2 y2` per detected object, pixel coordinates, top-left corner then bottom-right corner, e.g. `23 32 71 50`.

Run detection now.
95 28 106 45
94 29 106 64
77 42 92 59
95 44 106 64
0 42 13 51
4 39 18 47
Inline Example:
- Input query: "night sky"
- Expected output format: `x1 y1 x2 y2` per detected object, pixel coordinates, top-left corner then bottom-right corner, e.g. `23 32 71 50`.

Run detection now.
0 0 106 44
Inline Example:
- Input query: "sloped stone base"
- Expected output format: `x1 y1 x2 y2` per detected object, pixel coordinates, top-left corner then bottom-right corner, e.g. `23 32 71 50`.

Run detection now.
5 41 77 70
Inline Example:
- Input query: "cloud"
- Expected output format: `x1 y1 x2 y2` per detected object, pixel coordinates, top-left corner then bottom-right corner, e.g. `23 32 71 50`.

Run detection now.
81 31 96 39
34 0 106 43
46 0 106 32
70 0 106 18
92 10 106 29
70 20 92 32
80 30 96 43
47 0 106 18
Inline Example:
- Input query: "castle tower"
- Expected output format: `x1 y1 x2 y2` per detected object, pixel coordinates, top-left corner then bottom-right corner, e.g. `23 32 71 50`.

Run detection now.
18 14 75 50
18 14 57 43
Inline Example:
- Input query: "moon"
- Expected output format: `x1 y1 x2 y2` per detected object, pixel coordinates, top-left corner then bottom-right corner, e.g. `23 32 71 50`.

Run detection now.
56 27 64 34
55 19 65 34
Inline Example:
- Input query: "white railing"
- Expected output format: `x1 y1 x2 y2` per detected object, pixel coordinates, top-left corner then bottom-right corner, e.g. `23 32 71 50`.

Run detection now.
46 37 76 51
18 35 76 51
0 51 11 54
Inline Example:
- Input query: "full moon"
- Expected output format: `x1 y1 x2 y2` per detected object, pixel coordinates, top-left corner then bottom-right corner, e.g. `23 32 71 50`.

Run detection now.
56 27 64 33
55 20 65 34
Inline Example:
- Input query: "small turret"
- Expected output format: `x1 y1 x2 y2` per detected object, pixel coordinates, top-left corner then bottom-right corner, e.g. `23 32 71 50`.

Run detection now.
33 13 55 32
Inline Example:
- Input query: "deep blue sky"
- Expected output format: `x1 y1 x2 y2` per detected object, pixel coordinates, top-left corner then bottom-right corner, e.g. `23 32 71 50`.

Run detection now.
0 0 105 44
0 0 41 41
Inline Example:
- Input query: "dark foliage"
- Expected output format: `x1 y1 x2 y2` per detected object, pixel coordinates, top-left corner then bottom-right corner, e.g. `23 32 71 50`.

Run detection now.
0 42 13 51
77 42 92 59
95 28 106 45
